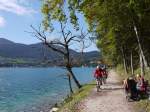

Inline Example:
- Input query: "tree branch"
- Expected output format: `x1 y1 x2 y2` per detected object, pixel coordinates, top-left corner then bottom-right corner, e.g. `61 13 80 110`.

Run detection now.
31 25 66 55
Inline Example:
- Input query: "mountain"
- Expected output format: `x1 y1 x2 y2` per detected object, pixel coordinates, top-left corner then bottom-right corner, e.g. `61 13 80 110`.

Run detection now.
0 38 100 66
0 38 15 44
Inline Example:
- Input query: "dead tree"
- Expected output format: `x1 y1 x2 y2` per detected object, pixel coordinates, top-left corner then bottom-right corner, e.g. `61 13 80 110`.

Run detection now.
78 28 91 65
67 72 73 94
31 22 90 89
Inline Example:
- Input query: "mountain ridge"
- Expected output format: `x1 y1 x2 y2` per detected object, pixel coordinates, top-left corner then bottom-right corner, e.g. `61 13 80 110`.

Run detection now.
0 38 100 66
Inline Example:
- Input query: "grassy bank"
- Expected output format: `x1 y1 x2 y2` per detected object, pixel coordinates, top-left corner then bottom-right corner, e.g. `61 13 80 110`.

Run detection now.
116 65 150 112
58 82 95 112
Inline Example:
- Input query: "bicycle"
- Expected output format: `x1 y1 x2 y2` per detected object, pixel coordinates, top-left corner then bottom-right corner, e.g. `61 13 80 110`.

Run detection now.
96 77 102 92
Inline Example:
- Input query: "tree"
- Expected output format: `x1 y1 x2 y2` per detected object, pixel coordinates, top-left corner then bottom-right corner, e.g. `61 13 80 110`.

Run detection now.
78 0 150 74
41 0 150 75
31 21 91 89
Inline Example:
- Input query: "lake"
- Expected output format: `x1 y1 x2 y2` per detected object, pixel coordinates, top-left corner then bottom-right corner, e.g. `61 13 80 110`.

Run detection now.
0 67 94 112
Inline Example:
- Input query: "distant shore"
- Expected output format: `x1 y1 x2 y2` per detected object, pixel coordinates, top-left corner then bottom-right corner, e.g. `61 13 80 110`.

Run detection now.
0 63 96 68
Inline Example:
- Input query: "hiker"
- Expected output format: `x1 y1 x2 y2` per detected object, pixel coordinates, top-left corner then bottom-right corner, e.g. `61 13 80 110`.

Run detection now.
94 66 103 88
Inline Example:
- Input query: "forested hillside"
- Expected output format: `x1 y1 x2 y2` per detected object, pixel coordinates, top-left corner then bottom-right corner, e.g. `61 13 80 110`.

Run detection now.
0 38 100 66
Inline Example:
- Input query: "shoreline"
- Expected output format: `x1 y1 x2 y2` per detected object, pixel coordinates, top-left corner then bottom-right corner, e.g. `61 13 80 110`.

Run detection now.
0 65 96 68
57 82 95 112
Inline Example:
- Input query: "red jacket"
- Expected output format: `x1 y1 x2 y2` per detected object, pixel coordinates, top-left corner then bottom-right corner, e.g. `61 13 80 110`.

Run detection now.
94 68 103 78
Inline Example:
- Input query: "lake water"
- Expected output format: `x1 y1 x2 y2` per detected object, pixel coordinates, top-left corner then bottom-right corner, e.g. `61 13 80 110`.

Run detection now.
0 67 94 112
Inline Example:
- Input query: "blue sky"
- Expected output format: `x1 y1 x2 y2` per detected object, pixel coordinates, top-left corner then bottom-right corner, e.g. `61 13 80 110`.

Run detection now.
0 0 98 52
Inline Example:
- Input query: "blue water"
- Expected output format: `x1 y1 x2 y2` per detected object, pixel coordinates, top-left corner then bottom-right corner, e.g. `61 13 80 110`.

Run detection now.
0 67 94 112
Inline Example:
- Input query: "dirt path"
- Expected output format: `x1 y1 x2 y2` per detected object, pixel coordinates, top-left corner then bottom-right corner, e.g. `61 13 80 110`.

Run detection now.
77 70 135 112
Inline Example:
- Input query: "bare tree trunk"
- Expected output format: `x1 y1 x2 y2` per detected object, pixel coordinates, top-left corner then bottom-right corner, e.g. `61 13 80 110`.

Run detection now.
80 49 84 65
130 51 134 75
121 46 128 74
134 25 148 68
67 67 82 88
139 53 145 76
65 45 82 89
67 72 73 94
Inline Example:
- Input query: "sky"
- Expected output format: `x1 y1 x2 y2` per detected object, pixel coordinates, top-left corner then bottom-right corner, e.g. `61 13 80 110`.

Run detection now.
0 0 98 52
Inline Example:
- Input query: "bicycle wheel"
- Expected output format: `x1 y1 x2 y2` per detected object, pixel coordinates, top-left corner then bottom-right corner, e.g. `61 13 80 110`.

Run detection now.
96 83 100 92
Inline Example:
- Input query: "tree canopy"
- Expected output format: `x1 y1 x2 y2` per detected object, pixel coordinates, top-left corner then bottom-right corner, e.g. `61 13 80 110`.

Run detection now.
41 0 150 74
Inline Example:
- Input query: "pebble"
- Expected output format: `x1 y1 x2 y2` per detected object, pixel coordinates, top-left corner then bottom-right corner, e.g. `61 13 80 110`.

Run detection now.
49 107 59 112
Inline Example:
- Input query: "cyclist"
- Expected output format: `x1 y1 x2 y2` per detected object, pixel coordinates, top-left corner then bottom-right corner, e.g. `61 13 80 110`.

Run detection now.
102 67 108 84
94 66 103 91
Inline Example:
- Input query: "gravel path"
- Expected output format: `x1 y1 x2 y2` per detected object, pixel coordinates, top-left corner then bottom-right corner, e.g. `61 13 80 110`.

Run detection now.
77 70 135 112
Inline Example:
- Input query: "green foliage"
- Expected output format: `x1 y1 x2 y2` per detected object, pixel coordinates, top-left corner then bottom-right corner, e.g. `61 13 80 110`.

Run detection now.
11 59 27 64
116 64 131 81
135 100 150 112
41 0 150 69
78 0 150 69
41 0 80 30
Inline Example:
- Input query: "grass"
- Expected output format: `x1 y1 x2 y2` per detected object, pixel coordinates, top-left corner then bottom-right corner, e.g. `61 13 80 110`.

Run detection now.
135 99 150 112
58 82 95 112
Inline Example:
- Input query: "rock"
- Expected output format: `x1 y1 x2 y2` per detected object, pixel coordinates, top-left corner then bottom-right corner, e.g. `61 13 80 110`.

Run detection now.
49 107 59 112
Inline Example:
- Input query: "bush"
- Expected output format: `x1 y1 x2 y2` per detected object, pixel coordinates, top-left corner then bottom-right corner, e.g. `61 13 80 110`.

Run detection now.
116 64 131 81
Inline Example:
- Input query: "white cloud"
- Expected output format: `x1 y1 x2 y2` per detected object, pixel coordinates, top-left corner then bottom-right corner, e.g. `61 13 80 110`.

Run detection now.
0 0 36 15
0 16 5 27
